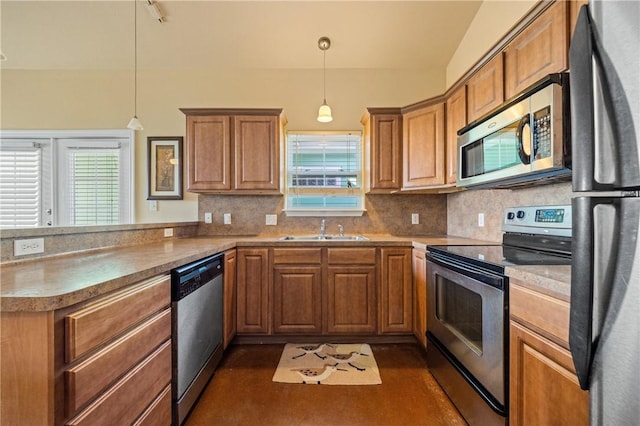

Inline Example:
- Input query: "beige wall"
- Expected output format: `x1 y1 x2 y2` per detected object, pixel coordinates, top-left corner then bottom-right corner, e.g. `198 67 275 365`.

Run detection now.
446 0 537 88
1 67 444 225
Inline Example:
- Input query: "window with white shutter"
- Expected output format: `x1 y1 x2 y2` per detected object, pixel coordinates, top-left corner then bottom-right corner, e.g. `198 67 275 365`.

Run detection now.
285 132 364 216
0 140 52 228
0 130 133 228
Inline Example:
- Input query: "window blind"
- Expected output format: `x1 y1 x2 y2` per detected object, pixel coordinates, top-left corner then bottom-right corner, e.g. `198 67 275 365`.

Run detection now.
0 142 43 228
286 133 363 211
66 147 120 226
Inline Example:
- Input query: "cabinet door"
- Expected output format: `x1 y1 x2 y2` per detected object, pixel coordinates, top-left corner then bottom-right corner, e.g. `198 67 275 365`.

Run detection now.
445 86 466 185
223 249 237 349
326 266 376 334
402 103 445 188
504 1 569 99
236 248 270 334
412 249 427 348
466 54 504 123
510 321 588 426
369 113 403 192
273 266 322 334
234 115 279 191
185 115 231 191
379 248 412 334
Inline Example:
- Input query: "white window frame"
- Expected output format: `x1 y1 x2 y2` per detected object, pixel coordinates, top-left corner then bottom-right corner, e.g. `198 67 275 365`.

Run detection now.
0 129 135 227
284 131 365 217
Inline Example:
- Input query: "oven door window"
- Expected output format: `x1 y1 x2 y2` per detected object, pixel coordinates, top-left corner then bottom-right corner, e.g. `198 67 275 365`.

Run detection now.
435 276 483 355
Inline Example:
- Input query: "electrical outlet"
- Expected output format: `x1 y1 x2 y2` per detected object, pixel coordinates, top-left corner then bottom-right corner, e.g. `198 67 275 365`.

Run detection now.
411 213 419 225
266 214 277 226
14 238 45 256
164 228 174 237
204 212 212 224
223 213 232 225
478 213 485 227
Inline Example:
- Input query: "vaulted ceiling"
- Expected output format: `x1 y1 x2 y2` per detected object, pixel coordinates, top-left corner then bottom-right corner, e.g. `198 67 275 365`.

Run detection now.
1 0 483 71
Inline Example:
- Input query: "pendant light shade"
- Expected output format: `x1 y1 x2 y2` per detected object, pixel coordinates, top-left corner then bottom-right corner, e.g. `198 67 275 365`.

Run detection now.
127 116 143 131
317 37 333 123
127 0 143 131
317 101 333 123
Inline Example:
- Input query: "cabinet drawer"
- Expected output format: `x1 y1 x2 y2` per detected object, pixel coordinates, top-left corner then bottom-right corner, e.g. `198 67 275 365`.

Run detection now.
273 248 322 264
66 309 171 415
65 275 170 362
327 248 376 265
66 340 171 426
133 385 171 426
510 282 570 348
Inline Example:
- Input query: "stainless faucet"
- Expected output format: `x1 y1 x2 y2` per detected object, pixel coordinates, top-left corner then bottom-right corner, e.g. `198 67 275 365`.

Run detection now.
338 224 344 236
319 219 326 238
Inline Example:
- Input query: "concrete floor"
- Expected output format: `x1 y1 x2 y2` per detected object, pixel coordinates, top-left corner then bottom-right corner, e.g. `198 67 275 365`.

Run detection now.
184 343 466 426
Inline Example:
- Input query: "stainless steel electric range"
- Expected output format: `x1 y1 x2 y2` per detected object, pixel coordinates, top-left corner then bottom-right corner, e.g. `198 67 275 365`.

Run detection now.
425 205 572 426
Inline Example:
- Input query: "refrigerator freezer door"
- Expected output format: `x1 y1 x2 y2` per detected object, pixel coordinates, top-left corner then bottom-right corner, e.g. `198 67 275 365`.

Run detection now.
570 196 640 424
569 3 640 192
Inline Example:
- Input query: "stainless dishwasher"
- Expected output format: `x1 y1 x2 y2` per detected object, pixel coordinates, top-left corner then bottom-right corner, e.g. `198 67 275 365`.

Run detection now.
171 253 224 425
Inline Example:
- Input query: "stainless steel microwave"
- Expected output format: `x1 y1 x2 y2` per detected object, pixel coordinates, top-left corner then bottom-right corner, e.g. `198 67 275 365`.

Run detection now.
457 73 571 189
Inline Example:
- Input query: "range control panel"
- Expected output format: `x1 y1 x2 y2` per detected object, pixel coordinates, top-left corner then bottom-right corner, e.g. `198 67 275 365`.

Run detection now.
503 205 572 237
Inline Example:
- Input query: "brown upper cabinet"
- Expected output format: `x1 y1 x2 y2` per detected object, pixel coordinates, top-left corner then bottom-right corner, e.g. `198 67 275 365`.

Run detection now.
466 54 504 123
402 102 445 189
504 1 569 99
181 108 284 194
445 86 467 185
361 108 403 193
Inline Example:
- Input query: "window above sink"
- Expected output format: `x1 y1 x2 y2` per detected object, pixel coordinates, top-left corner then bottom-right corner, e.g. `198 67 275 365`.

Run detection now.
284 132 365 217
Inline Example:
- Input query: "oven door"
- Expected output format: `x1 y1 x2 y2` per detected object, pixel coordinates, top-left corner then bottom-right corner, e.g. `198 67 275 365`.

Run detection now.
426 255 506 406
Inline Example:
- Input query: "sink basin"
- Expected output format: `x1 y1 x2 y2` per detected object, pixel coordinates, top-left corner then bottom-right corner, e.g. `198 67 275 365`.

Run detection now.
279 235 369 241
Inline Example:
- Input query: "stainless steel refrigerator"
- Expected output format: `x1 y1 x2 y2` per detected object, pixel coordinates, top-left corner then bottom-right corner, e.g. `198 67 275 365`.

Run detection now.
569 1 640 425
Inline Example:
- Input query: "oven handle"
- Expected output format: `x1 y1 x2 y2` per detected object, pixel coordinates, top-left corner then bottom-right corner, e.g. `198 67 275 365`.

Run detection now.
427 255 504 290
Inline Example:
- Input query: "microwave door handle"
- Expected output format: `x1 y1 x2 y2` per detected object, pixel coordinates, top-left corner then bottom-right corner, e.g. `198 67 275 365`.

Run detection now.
516 114 531 165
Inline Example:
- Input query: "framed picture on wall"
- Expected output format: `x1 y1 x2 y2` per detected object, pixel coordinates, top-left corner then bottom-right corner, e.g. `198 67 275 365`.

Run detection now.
147 136 183 200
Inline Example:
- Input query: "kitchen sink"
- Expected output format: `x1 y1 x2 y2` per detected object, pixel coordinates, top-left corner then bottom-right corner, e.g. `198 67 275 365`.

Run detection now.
278 235 369 241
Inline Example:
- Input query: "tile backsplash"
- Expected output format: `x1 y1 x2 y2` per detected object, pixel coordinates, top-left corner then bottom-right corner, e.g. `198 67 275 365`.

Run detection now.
197 193 448 237
447 182 572 242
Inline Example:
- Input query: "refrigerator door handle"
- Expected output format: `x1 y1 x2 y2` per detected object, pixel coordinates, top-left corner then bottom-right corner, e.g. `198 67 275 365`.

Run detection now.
570 197 596 390
569 6 596 192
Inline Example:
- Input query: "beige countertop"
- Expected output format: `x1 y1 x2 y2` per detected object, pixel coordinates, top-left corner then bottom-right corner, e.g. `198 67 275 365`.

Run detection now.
1 234 569 312
506 264 572 302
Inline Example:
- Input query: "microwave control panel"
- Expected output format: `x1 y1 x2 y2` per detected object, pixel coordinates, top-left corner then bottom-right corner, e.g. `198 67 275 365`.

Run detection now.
533 106 552 160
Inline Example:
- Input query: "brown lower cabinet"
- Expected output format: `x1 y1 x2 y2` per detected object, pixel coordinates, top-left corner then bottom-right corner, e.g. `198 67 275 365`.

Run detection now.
236 248 270 334
411 248 427 347
223 249 237 348
236 246 412 336
0 274 172 426
509 280 589 426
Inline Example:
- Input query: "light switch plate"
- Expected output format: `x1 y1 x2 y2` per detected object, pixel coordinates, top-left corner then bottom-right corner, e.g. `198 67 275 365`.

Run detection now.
148 200 158 211
411 213 419 225
223 213 232 225
204 212 212 224
478 213 485 227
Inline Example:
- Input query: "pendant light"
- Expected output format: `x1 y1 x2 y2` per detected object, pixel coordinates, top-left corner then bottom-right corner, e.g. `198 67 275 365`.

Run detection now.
317 37 333 123
127 0 143 131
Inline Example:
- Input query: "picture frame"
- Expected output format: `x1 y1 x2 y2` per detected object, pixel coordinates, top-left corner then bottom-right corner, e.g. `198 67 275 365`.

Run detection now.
147 136 183 200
